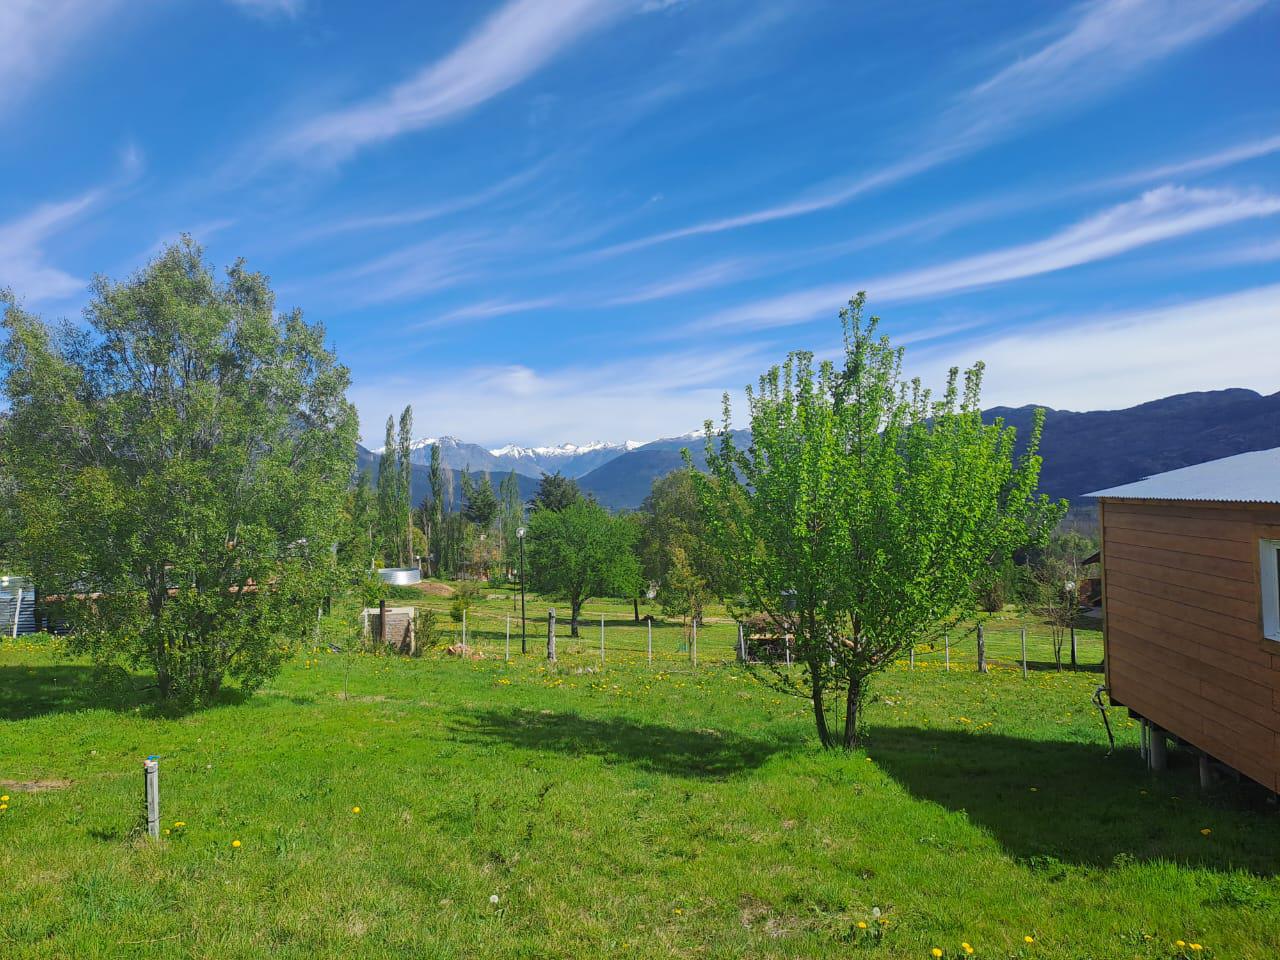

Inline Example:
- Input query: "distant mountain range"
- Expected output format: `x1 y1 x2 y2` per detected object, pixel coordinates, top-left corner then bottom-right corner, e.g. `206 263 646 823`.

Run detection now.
356 388 1280 512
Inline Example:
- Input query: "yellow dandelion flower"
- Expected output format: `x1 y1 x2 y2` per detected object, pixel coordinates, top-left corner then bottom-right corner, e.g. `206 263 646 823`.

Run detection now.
1175 940 1185 948
857 921 868 929
1023 936 1034 944
352 806 361 814
232 839 241 848
1189 945 1202 952
0 795 8 802
1200 828 1211 836
932 950 943 958
962 944 974 955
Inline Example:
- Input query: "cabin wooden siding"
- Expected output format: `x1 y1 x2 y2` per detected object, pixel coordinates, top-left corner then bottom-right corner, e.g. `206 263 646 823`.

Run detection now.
1100 498 1280 792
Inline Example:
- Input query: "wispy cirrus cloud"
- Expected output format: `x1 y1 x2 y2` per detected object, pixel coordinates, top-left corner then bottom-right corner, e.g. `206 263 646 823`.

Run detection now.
588 0 1267 257
0 0 123 117
227 0 304 18
910 283 1280 411
276 0 632 164
0 192 99 302
698 185 1280 331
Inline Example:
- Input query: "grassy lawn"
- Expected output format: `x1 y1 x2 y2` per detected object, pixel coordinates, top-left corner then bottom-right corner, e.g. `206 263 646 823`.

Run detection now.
2 588 1277 958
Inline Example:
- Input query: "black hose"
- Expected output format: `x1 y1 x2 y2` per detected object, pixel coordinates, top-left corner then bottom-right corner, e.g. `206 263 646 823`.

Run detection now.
1093 685 1115 755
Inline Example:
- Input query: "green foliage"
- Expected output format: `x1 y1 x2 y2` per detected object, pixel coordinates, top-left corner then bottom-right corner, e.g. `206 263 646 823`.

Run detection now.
526 499 641 636
413 606 440 650
531 471 580 512
0 238 357 704
463 472 499 528
639 469 732 628
449 580 482 623
375 407 414 566
692 293 1065 748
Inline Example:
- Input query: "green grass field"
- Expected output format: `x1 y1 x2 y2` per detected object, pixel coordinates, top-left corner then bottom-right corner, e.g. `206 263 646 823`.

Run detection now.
2 584 1277 958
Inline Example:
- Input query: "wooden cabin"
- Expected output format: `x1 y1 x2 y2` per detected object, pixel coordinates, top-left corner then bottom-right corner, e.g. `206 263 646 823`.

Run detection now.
1088 448 1280 793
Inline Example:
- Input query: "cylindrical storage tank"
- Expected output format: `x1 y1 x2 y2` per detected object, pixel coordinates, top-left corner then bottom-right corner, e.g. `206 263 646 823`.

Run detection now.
377 567 422 586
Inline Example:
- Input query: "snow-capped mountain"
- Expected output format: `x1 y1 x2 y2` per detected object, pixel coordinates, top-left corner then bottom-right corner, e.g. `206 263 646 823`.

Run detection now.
486 440 646 477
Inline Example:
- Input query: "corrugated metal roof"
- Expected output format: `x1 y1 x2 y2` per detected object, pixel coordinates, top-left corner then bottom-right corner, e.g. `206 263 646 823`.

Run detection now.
1084 446 1280 503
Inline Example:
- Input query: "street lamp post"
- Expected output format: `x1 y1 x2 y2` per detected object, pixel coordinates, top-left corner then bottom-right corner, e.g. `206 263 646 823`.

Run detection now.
517 526 527 653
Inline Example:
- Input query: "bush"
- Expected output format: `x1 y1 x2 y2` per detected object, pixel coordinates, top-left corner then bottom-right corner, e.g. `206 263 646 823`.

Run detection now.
450 581 481 622
414 608 441 650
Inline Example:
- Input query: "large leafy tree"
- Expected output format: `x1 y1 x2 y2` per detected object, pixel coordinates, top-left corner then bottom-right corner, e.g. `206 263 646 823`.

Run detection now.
0 239 358 703
530 471 580 512
693 294 1063 748
526 499 641 637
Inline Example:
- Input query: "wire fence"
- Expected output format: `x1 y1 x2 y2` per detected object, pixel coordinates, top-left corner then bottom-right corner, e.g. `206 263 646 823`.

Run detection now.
409 605 1104 675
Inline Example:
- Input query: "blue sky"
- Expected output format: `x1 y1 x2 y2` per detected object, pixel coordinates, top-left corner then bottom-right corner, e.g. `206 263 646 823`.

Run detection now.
2 0 1278 447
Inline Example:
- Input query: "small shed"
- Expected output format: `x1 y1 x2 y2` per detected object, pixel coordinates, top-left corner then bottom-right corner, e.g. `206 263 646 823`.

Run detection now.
361 605 417 654
1087 448 1280 792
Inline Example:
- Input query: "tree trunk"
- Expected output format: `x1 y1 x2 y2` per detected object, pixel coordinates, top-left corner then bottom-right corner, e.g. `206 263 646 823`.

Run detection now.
633 598 640 622
570 601 581 638
842 680 863 749
811 678 833 749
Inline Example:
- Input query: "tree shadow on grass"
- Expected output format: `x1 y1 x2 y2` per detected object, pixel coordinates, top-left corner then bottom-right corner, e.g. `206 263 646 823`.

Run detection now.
870 725 1280 875
0 664 245 721
451 707 797 779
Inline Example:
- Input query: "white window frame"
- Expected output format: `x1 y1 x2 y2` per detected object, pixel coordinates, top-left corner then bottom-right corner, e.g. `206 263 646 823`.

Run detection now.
1262 539 1280 643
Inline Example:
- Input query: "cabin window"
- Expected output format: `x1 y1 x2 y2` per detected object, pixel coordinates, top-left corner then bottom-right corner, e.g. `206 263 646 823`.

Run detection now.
1263 539 1280 643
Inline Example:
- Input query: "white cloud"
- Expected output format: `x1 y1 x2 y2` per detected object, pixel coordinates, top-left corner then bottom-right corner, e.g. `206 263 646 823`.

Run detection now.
910 284 1280 410
227 0 304 18
1103 131 1280 188
0 190 100 303
0 0 121 117
278 0 629 162
348 342 771 448
589 0 1267 256
700 185 1280 331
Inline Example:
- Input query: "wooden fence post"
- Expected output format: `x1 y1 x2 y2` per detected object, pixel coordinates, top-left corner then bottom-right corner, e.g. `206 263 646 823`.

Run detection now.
379 599 387 647
944 631 950 671
976 623 987 673
547 609 556 662
1070 625 1078 670
1021 625 1028 679
691 619 697 668
647 617 653 666
600 613 605 667
505 616 510 661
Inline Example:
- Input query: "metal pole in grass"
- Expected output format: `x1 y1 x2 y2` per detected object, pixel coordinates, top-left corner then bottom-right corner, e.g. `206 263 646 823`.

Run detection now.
505 616 510 661
909 644 914 669
1021 625 1028 679
600 613 605 667
143 756 160 840
944 631 950 671
691 619 697 668
462 607 468 653
647 617 653 666
517 527 527 654
738 622 746 663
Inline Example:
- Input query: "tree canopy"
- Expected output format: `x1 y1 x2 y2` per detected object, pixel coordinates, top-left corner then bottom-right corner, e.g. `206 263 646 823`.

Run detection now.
526 499 641 636
0 239 357 704
530 472 581 512
692 294 1064 748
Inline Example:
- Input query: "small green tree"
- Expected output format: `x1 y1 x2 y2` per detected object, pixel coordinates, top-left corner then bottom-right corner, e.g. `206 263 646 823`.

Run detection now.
0 239 357 704
692 294 1063 748
427 443 445 574
526 499 641 636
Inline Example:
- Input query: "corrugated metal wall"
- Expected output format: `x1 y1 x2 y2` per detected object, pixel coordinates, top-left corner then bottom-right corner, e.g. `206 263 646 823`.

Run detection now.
0 577 38 636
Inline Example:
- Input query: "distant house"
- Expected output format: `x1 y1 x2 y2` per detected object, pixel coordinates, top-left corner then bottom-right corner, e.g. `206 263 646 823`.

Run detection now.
1087 448 1280 793
0 575 38 636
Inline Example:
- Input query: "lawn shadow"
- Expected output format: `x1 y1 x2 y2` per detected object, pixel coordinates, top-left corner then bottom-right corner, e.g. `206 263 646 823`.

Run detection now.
870 725 1280 875
0 663 246 721
451 707 796 779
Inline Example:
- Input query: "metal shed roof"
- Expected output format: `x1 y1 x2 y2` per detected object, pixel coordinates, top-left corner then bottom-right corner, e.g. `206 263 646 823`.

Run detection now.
1084 446 1280 504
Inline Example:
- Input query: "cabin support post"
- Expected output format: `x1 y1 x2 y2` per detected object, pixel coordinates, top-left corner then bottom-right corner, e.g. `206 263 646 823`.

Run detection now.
1199 754 1213 790
1147 723 1167 772
379 599 387 646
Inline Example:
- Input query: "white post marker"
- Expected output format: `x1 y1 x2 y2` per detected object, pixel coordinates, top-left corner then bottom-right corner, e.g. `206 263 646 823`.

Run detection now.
647 618 653 666
1021 625 1028 679
600 613 605 667
12 587 21 638
944 631 950 671
547 609 556 662
143 756 160 840
505 616 511 661
738 622 746 662
909 644 915 669
691 619 698 668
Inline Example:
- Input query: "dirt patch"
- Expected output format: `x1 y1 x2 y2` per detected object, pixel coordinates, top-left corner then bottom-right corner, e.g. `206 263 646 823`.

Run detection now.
414 581 455 597
0 777 72 793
